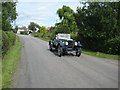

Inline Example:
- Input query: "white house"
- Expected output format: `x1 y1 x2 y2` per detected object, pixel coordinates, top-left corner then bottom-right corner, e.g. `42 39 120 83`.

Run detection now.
17 29 25 34
17 27 28 34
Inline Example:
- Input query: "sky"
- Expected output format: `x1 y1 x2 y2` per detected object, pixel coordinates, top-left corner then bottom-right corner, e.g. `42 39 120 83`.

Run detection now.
15 0 83 28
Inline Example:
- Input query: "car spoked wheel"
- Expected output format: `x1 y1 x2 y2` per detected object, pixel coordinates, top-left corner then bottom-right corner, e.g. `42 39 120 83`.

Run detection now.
58 46 63 57
76 48 81 57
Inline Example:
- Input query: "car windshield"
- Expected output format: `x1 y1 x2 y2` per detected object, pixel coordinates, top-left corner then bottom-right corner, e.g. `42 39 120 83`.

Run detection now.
59 39 66 42
59 39 73 42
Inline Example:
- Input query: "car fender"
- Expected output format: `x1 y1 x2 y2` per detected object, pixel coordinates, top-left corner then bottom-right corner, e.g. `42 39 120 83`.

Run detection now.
49 40 53 46
58 42 64 47
77 43 82 47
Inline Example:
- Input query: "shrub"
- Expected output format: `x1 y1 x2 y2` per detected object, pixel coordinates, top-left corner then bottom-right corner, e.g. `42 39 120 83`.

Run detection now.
2 31 16 58
0 30 2 58
70 33 77 40
20 31 28 35
106 36 120 55
2 31 10 57
6 32 16 47
49 32 56 40
32 32 42 37
79 35 120 55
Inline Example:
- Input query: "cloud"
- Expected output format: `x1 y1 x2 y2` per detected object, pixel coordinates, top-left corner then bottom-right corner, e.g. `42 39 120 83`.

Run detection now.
31 17 46 20
36 6 47 10
16 1 81 27
19 0 81 2
16 18 48 27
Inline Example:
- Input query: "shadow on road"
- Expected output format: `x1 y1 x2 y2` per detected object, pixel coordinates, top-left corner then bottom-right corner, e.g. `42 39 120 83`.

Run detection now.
47 49 76 57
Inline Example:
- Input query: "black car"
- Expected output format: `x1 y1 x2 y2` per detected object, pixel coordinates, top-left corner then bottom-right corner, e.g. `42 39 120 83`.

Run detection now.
49 34 82 57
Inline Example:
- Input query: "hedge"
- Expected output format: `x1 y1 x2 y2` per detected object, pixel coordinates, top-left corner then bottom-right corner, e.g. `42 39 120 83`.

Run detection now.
70 33 77 40
0 30 2 58
106 36 120 55
20 31 28 35
77 35 120 55
2 31 16 58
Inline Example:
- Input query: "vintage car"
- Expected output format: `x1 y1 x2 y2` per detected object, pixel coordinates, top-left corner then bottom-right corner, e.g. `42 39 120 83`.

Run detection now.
49 34 82 57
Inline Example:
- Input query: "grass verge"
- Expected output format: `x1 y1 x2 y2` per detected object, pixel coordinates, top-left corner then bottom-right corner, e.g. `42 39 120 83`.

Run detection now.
82 49 119 60
31 33 50 42
37 36 50 42
2 36 22 88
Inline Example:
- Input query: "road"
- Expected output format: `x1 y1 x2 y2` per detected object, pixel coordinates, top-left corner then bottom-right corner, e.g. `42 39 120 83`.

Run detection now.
11 35 118 88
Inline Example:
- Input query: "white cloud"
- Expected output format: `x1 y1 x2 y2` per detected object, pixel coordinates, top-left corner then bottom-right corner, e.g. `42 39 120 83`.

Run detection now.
18 0 82 2
16 1 81 27
36 6 47 10
16 18 48 27
31 17 46 20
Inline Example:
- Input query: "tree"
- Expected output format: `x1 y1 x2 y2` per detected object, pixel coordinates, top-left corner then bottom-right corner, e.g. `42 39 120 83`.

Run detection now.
75 2 119 54
55 22 70 34
40 26 47 37
35 24 41 32
56 5 78 33
13 25 18 33
0 3 2 30
28 22 36 31
2 2 17 31
28 22 41 32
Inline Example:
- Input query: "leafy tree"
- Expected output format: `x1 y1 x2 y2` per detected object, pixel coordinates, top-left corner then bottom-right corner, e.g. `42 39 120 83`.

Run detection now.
28 22 36 31
13 25 18 33
0 3 2 30
40 26 47 37
15 26 18 30
55 23 70 34
2 2 17 31
35 23 41 32
28 22 41 32
49 26 55 32
75 2 119 54
56 5 78 33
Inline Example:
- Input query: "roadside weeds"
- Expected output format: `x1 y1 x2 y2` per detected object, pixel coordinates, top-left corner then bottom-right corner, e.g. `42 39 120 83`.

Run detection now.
2 36 22 88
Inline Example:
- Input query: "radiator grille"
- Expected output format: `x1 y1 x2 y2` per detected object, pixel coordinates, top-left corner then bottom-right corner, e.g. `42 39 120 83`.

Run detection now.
68 41 74 48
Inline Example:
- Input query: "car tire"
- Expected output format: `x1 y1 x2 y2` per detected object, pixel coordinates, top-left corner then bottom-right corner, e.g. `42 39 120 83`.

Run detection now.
58 46 63 57
49 45 53 51
76 48 81 57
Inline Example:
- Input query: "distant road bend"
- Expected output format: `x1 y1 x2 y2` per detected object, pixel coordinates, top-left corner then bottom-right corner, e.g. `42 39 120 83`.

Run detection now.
11 35 118 88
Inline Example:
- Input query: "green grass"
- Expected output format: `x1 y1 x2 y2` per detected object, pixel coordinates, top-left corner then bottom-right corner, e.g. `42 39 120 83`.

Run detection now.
82 49 119 60
2 36 22 88
31 33 50 42
37 36 50 42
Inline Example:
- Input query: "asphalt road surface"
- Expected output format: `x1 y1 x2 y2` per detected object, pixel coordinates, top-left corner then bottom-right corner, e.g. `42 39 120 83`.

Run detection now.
11 35 118 88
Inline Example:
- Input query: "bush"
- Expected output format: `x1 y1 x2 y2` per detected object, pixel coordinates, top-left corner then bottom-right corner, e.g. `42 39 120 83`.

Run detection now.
32 32 41 36
2 31 16 58
49 32 56 40
78 35 120 55
20 31 28 35
2 31 10 57
106 36 120 55
6 32 16 46
70 33 77 40
0 30 2 54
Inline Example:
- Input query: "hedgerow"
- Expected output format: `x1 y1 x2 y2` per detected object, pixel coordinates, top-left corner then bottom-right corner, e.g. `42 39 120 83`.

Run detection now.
2 31 16 58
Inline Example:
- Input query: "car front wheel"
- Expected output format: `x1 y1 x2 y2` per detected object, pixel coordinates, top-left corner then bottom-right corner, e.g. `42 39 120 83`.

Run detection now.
76 47 81 57
58 46 63 57
49 45 53 51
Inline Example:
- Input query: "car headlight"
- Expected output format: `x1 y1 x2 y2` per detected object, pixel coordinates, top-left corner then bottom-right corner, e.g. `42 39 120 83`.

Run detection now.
65 42 68 45
75 42 77 46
